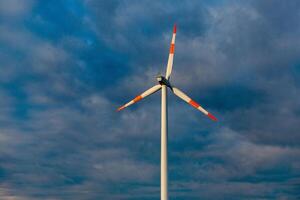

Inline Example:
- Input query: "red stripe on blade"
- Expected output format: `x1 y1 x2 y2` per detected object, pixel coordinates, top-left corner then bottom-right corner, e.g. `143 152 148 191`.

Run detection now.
170 44 175 54
189 100 200 108
133 95 142 102
207 113 217 121
173 24 177 33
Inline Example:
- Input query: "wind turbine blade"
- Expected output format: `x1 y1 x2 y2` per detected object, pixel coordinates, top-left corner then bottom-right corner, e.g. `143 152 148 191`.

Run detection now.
171 87 217 121
117 84 162 111
165 24 176 80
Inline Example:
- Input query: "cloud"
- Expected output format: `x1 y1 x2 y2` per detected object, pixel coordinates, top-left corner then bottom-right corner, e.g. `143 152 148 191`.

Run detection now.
0 0 34 18
169 128 300 198
0 186 32 200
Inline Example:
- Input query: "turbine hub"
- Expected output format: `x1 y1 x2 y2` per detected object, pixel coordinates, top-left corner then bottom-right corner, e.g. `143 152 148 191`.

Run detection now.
156 75 171 88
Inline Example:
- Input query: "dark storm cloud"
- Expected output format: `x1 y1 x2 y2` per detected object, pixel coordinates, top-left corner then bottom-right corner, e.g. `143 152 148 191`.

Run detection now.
0 0 300 199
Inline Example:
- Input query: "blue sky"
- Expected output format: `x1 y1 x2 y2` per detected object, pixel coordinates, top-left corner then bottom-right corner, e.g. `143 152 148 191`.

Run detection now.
0 0 300 199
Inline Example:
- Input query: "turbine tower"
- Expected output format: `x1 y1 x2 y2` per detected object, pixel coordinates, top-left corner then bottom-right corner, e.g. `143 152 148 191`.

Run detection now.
117 25 217 200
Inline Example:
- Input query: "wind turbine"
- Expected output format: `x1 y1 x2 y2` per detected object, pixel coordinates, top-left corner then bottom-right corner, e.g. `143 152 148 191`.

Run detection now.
117 25 217 200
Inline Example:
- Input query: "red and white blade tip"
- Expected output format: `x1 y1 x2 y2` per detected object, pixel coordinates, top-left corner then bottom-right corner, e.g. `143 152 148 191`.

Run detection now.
173 24 177 33
117 105 125 112
207 113 217 121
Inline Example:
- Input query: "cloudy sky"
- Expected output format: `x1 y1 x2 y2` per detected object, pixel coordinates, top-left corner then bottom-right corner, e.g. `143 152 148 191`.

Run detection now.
0 0 300 199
